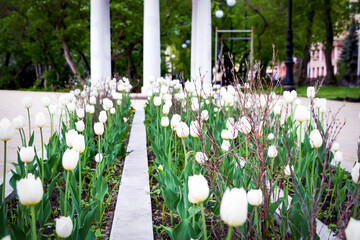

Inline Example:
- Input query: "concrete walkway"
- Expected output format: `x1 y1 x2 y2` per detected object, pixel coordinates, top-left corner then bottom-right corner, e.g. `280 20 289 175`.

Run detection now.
110 108 153 240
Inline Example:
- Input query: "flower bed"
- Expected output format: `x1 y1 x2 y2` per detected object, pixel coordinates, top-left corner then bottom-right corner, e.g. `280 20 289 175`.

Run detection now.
145 77 360 240
0 78 134 239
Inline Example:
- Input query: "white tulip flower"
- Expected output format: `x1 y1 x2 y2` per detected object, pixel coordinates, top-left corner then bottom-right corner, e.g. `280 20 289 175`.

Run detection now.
67 102 76 113
188 174 209 204
267 145 278 158
16 173 43 206
351 162 360 184
170 114 181 129
62 148 79 170
220 188 248 227
85 104 95 114
330 142 340 153
284 165 293 176
153 96 162 106
307 86 316 98
110 108 116 114
267 133 275 140
333 151 343 163
237 117 251 135
22 97 32 109
195 152 208 164
56 216 73 238
190 121 201 138
221 140 231 152
247 189 263 206
19 147 35 163
99 111 107 123
35 112 46 128
0 118 15 141
49 105 57 115
94 122 104 136
89 96 96 105
176 122 189 138
95 153 103 163
41 97 50 107
345 217 360 240
309 129 323 148
65 129 78 148
75 120 85 132
76 108 85 119
294 105 309 123
72 134 85 153
12 115 25 130
161 117 169 127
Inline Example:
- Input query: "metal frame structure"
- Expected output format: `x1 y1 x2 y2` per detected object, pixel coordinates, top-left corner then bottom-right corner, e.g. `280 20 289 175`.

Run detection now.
214 28 254 81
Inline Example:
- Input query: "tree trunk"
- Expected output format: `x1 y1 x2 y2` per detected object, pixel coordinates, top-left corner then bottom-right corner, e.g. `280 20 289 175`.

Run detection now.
62 37 78 78
323 0 337 85
127 54 131 81
3 52 10 67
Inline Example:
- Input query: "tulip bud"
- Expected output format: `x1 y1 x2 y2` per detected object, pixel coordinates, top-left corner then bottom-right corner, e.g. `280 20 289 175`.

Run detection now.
0 118 15 141
56 216 73 238
273 105 281 115
41 97 50 107
221 140 231 152
153 96 162 106
201 110 209 121
220 188 248 227
62 148 79 170
59 95 69 107
284 165 293 176
176 122 189 138
12 115 25 130
49 105 57 115
267 133 275 140
170 114 181 129
307 86 316 98
294 105 309 123
99 111 107 123
267 145 278 158
190 121 201 138
67 102 76 112
110 108 116 114
72 134 85 153
237 117 251 135
161 117 169 127
195 152 208 164
351 162 360 184
16 173 43 206
19 147 35 163
94 122 104 136
330 142 340 153
333 151 343 163
86 104 95 114
283 91 294 103
95 153 103 163
345 217 360 240
102 98 113 111
162 104 170 115
188 174 209 203
89 96 97 105
76 108 85 119
309 129 323 148
221 129 232 140
65 129 78 148
22 97 32 109
35 112 46 128
75 120 85 132
247 189 263 206
157 165 163 171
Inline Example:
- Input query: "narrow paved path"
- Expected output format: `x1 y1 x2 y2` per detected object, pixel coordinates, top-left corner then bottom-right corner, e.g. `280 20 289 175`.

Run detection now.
110 108 153 240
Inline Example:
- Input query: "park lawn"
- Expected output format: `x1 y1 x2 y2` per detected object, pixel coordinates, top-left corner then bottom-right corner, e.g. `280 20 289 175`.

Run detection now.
296 86 360 100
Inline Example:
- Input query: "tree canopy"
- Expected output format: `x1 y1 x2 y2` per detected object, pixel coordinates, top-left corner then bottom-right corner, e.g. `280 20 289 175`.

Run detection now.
0 0 355 91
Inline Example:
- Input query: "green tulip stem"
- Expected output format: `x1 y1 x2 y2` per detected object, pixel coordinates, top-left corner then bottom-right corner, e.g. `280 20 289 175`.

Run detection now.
311 151 316 193
170 210 173 225
182 138 188 219
27 108 31 140
245 140 248 163
226 226 233 240
26 163 28 176
30 205 37 240
21 128 27 147
19 129 24 147
47 107 53 136
192 204 195 229
59 109 63 134
156 107 160 146
64 170 70 216
200 202 207 240
299 122 302 164
2 141 7 203
40 128 44 182
255 206 261 238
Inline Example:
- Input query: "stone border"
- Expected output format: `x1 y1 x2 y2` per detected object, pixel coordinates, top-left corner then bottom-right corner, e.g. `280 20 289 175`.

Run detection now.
110 109 153 239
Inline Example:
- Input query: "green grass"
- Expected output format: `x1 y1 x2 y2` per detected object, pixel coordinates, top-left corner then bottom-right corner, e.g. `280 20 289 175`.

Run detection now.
296 86 360 100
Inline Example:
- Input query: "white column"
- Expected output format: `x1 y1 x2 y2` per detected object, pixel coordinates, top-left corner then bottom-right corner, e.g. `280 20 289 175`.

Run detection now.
191 0 198 81
192 0 212 85
142 0 161 94
91 0 111 85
